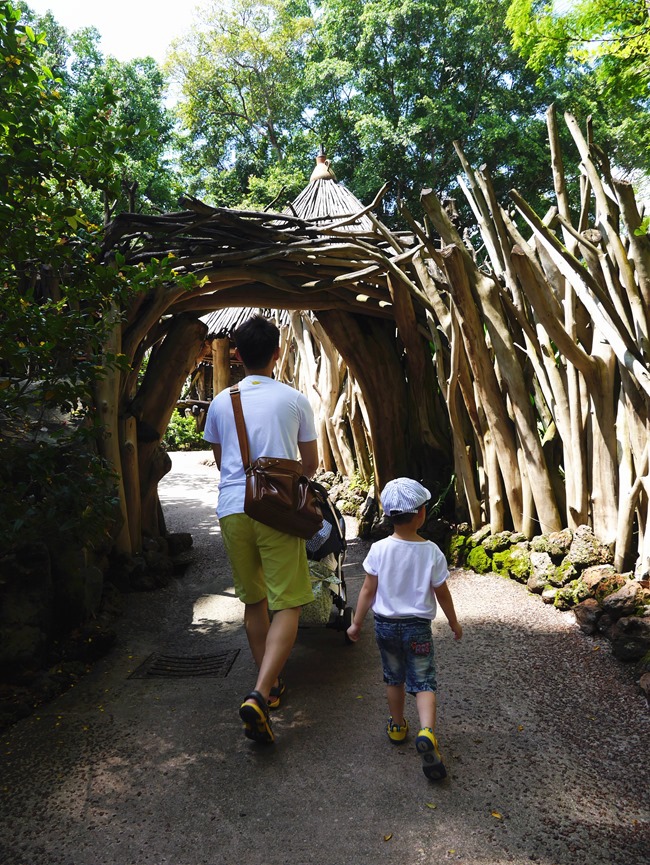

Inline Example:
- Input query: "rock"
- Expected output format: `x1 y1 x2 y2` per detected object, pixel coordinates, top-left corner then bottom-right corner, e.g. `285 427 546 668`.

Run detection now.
597 612 616 635
143 551 174 585
0 545 54 631
573 598 602 635
531 528 573 559
639 672 650 704
58 621 116 663
529 551 555 588
581 564 618 591
165 532 194 556
0 625 48 677
566 524 613 567
338 499 359 516
594 573 628 603
509 533 528 545
465 545 493 574
541 587 558 603
635 649 650 679
447 534 469 567
554 579 590 610
547 559 578 588
601 581 641 620
470 525 492 546
482 532 513 553
608 616 650 662
527 571 547 594
492 544 531 583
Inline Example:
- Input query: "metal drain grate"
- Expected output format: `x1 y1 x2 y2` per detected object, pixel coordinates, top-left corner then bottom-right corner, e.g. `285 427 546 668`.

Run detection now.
129 649 240 679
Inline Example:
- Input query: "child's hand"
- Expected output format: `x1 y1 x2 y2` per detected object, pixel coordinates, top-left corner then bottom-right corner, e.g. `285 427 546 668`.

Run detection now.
450 620 463 640
347 622 362 642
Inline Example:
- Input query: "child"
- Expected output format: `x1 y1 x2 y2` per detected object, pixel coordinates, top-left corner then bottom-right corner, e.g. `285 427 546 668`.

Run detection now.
347 477 463 780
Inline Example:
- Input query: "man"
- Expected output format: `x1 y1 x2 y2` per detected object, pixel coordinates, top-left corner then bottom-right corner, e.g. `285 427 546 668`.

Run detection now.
203 315 319 744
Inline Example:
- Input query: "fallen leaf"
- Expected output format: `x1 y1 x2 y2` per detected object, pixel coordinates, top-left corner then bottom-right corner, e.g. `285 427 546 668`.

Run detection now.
517 725 524 732
384 833 393 842
491 810 503 819
426 802 437 809
593 646 600 651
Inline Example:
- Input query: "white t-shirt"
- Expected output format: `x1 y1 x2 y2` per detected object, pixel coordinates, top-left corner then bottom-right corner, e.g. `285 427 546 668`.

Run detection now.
203 375 317 518
362 535 449 620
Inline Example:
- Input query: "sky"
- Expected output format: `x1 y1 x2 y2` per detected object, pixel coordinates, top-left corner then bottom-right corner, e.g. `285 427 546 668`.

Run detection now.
23 0 204 63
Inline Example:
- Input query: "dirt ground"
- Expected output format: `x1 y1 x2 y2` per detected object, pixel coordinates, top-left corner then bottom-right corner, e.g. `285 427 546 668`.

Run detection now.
1 450 649 865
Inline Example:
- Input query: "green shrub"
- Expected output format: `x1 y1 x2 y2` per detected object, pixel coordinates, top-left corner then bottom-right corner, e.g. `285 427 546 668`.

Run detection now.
163 410 208 451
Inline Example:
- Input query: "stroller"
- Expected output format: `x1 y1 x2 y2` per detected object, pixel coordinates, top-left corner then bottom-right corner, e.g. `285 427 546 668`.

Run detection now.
301 481 354 640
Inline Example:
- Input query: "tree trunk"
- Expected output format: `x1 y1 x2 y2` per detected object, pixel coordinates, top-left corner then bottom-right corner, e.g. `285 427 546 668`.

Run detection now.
212 338 230 396
129 313 207 538
316 310 449 493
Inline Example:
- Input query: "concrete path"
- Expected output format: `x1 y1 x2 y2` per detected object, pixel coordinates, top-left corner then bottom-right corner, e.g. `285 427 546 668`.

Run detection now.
1 451 648 865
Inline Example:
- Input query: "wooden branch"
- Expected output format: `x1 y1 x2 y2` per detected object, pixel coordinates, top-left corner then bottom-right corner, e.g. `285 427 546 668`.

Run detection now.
511 189 650 393
564 112 648 352
440 244 525 531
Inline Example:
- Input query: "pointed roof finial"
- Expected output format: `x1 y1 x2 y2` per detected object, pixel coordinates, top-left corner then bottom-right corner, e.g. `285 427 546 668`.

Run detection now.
310 147 336 182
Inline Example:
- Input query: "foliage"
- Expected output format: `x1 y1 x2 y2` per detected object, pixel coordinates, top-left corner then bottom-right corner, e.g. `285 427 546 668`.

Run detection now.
167 0 315 208
166 0 618 221
308 0 566 215
0 2 182 558
506 0 650 173
162 410 208 451
0 433 120 556
17 1 180 221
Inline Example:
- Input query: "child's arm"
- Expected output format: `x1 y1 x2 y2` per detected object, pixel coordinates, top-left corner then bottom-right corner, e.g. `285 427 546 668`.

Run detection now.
433 581 463 640
347 572 378 642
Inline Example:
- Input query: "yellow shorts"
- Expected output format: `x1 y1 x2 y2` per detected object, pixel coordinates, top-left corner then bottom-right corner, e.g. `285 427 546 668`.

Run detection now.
219 513 315 611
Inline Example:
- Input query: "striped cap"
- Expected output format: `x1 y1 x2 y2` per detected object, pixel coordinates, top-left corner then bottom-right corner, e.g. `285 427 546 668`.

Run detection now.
380 478 431 515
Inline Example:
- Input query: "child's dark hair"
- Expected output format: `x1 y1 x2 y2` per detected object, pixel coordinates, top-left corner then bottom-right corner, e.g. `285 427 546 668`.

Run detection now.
234 315 280 369
390 511 422 526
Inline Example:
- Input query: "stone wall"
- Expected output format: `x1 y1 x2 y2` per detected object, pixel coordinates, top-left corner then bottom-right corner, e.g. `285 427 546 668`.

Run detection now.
449 524 650 702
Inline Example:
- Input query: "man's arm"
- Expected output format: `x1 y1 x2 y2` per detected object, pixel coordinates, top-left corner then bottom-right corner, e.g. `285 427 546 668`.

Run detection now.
298 439 319 477
212 444 222 470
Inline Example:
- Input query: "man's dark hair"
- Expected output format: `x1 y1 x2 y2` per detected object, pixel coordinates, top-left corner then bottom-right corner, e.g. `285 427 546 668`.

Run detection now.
234 315 280 369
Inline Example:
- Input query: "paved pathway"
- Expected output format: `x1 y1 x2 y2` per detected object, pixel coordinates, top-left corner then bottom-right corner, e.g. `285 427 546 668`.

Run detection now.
1 452 648 865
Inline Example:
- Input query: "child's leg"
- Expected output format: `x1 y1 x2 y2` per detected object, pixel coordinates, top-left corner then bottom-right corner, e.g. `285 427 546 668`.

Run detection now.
386 683 406 723
415 690 437 732
414 690 446 780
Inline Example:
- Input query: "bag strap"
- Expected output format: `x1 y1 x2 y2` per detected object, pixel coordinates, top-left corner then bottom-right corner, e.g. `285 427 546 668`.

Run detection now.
229 385 251 469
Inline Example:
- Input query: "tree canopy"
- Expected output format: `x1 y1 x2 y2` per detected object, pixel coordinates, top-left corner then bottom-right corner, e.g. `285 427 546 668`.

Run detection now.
166 0 648 220
16 1 180 222
506 0 650 173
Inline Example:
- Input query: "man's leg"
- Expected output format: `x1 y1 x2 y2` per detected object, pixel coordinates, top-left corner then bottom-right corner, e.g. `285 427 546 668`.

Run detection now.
239 607 301 745
243 597 271 670
250 606 301 703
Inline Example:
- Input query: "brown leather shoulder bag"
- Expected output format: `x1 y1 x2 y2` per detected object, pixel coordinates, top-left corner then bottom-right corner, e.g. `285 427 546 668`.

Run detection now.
230 385 324 539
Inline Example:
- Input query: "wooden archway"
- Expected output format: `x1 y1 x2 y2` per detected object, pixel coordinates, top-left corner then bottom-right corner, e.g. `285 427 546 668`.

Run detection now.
99 195 453 553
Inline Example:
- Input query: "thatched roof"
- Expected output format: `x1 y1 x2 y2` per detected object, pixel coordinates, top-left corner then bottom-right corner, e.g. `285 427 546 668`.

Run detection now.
199 158 376 337
200 307 291 339
285 156 375 234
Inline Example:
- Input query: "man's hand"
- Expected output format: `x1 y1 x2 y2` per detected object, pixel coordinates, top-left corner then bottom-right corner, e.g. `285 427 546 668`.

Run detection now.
449 620 463 640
